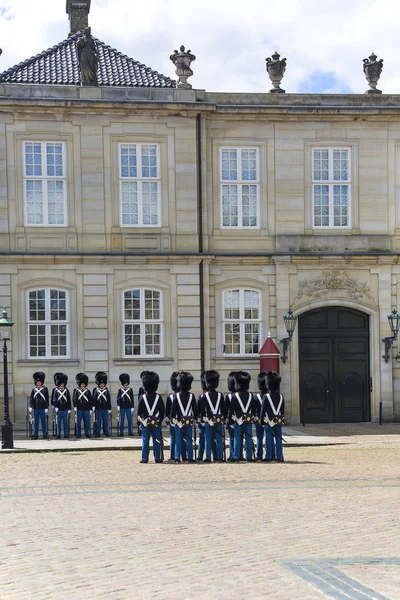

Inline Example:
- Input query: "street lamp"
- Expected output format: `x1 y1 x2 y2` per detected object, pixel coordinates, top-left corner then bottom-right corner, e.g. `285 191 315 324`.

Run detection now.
0 307 14 449
281 309 297 364
382 309 400 363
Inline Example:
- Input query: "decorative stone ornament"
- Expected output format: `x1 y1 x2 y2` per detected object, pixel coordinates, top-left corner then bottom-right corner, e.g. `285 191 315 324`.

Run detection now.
363 52 383 94
265 51 286 93
170 45 196 89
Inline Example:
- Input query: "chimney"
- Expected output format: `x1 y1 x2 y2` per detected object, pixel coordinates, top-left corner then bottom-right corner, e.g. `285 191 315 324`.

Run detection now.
66 0 91 33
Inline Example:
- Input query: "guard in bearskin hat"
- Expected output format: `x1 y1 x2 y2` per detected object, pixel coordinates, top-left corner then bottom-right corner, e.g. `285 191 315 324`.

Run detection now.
165 372 179 461
73 373 92 438
228 371 256 462
92 371 112 437
171 371 197 463
260 371 285 462
137 371 165 463
196 371 207 462
51 373 71 439
254 372 268 461
117 373 134 436
28 372 49 439
224 371 239 462
199 370 224 462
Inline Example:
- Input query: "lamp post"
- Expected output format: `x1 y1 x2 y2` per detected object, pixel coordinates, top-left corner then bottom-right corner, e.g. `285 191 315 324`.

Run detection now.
382 309 400 363
281 309 297 364
0 307 14 449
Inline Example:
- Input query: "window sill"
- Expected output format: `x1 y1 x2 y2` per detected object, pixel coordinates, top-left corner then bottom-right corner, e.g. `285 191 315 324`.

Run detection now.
18 358 80 366
114 357 174 365
213 356 260 363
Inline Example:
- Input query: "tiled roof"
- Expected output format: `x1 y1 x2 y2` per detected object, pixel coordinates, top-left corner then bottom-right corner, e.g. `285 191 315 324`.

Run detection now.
0 30 176 87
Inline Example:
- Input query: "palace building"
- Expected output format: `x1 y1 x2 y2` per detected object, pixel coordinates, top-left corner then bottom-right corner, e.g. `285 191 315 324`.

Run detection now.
0 0 399 424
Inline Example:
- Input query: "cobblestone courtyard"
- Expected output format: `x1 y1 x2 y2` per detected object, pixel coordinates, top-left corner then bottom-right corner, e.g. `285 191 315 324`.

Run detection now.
1 426 400 599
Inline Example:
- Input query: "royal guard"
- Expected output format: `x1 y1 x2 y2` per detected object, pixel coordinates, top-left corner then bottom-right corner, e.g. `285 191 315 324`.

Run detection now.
51 373 71 439
199 370 224 463
229 371 256 462
171 371 197 463
73 373 92 438
92 371 112 437
196 371 207 462
117 373 134 436
137 371 165 463
224 371 238 462
28 372 49 439
255 372 268 461
260 371 285 462
166 371 179 462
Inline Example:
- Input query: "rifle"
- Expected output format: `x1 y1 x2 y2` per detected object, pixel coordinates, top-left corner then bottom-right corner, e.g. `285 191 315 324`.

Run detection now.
193 421 197 461
74 410 77 437
116 409 121 437
26 396 33 439
52 409 57 438
92 409 97 436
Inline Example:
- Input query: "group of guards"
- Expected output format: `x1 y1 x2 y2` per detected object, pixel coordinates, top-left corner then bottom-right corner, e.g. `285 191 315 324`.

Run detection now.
28 368 285 463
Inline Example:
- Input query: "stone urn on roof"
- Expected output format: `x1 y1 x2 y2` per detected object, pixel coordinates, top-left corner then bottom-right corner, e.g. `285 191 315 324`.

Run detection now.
266 51 286 93
363 52 383 94
170 45 196 89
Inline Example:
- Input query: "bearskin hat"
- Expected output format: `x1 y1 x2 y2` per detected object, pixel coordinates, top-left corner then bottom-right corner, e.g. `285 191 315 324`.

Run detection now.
177 371 193 392
54 372 68 387
227 371 238 393
204 370 220 391
95 371 108 386
76 372 88 387
141 371 159 393
267 371 281 392
234 371 251 392
170 371 180 393
33 371 45 384
200 371 208 392
119 373 130 385
257 372 268 393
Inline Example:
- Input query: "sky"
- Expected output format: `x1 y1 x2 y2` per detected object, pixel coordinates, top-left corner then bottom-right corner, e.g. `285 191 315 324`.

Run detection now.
0 0 398 94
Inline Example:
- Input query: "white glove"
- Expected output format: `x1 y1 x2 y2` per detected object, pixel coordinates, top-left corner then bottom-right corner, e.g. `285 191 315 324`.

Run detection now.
68 410 71 415
45 409 48 414
28 407 33 413
74 407 77 412
131 408 134 414
55 408 59 413
117 406 120 412
92 407 95 412
108 410 112 414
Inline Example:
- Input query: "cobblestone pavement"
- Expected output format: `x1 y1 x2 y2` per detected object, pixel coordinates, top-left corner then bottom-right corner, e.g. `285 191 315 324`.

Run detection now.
1 428 400 599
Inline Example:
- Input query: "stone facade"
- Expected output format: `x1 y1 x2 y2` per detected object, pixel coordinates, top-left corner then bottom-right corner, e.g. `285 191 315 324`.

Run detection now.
1 81 400 423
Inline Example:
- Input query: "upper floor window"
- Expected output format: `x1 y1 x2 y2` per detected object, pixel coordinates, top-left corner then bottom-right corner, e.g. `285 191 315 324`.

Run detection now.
220 148 260 228
222 288 261 356
119 144 160 226
313 148 351 228
23 142 67 226
123 289 163 357
27 289 69 358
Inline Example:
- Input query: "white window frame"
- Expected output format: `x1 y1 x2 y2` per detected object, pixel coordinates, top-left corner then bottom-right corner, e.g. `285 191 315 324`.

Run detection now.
220 147 260 229
312 147 351 229
222 288 262 356
122 288 164 358
23 141 67 227
26 288 70 359
119 143 161 227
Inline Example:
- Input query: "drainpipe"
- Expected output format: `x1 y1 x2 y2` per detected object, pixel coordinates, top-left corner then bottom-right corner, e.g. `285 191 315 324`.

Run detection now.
196 112 205 375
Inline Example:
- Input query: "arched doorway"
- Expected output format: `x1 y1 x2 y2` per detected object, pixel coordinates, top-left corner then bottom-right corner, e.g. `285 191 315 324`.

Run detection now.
299 307 370 423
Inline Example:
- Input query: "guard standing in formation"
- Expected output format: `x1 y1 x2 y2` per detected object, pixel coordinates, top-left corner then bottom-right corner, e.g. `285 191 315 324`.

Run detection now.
199 370 224 463
171 371 197 463
224 371 237 462
165 371 179 462
92 371 112 437
196 372 207 462
73 373 92 438
51 373 71 439
255 372 267 461
137 371 165 463
260 371 285 462
29 372 49 439
116 373 134 436
229 371 256 462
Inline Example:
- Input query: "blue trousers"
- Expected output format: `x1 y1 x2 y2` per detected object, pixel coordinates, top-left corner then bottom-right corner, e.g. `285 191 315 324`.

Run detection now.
266 424 283 461
119 408 133 435
227 424 234 459
141 425 162 461
197 423 205 460
234 422 253 460
96 409 109 435
33 408 48 438
169 424 175 460
255 421 265 459
57 410 69 437
76 410 91 437
174 425 193 461
205 422 223 461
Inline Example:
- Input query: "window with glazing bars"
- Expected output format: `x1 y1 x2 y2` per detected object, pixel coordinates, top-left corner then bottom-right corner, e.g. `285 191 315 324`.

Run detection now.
222 289 261 355
27 289 69 358
120 144 160 226
220 148 259 228
312 148 351 227
123 289 163 357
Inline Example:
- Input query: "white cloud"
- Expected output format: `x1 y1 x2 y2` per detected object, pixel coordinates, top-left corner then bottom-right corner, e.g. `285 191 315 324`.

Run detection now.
0 0 397 94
